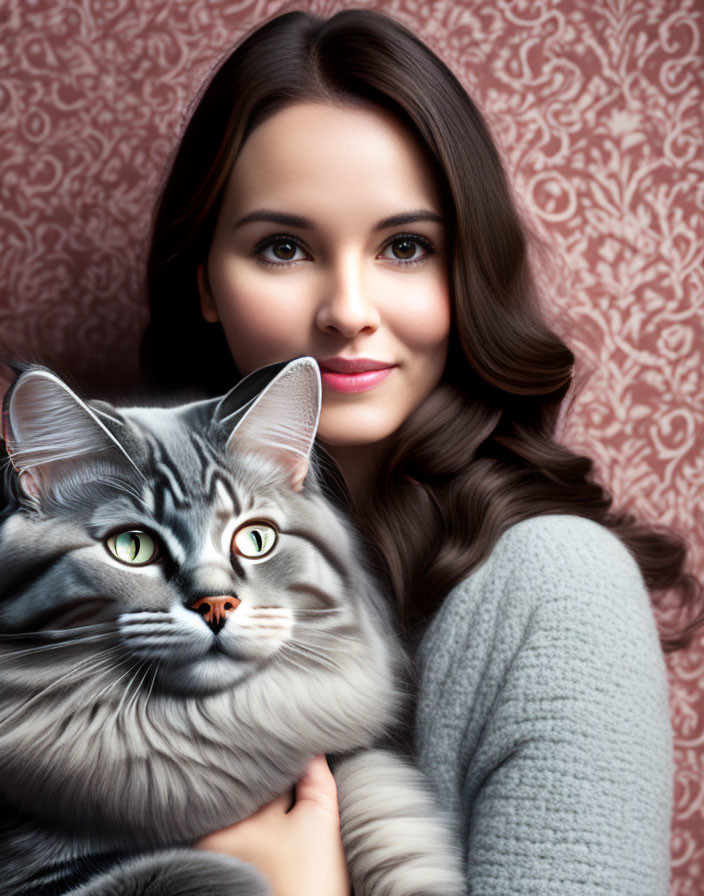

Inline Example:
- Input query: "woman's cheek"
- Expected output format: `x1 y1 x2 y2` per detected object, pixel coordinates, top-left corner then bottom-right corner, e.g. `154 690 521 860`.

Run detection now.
210 265 311 375
389 279 451 355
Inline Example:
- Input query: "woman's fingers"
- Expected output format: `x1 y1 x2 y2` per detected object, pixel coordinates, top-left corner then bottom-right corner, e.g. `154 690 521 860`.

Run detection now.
251 788 294 818
196 790 291 853
293 754 339 819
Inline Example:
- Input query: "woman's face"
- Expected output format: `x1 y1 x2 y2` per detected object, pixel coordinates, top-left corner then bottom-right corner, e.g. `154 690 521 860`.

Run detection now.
200 101 451 451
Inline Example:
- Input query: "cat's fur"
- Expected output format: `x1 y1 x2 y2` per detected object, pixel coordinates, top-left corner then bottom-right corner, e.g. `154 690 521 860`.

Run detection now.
0 357 463 895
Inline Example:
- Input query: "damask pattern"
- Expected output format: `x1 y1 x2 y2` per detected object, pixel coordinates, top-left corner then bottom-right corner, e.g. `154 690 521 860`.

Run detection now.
1 0 702 890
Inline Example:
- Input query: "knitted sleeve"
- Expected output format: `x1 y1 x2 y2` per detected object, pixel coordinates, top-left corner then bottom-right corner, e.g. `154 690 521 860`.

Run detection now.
414 514 672 896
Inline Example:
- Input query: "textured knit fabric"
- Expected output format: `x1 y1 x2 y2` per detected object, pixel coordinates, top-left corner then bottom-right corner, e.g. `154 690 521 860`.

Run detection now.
414 514 672 896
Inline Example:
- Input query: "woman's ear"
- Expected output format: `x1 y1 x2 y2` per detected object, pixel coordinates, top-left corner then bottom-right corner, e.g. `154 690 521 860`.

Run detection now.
197 264 220 323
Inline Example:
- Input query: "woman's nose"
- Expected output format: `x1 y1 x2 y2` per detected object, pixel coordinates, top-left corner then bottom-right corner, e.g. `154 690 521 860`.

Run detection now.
315 255 380 337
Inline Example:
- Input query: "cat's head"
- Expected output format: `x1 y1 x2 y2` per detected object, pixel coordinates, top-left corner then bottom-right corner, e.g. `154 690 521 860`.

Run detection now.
0 357 385 698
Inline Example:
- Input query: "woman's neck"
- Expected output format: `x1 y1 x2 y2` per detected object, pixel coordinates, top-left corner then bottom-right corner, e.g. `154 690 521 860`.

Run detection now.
319 437 391 507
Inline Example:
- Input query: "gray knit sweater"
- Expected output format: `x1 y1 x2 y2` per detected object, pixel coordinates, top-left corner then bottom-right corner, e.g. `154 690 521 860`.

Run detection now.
414 514 672 895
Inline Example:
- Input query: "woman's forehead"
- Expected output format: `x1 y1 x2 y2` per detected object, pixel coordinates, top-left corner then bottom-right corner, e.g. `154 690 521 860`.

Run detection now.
221 101 445 226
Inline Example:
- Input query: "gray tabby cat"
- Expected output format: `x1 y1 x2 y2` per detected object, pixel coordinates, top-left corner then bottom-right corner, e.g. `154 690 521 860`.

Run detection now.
0 356 463 896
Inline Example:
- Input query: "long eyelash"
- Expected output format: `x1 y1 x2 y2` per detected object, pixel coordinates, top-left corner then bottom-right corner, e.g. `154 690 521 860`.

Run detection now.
253 233 308 267
381 233 437 266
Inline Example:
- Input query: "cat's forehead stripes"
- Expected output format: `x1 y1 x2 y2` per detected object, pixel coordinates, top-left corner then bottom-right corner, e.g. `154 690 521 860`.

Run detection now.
124 415 239 512
203 470 242 512
141 434 192 514
186 433 243 514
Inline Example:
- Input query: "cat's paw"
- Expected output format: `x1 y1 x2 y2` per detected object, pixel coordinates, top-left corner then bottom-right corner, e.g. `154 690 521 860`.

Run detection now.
336 750 465 896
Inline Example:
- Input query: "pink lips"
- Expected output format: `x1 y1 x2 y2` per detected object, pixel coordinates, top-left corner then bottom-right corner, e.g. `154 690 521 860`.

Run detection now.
317 357 396 393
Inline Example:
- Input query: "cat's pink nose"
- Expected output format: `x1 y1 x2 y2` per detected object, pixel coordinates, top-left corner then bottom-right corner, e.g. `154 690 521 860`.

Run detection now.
190 595 241 632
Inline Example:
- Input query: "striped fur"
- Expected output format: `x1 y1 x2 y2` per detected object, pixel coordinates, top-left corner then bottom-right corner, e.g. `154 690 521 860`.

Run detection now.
0 358 463 895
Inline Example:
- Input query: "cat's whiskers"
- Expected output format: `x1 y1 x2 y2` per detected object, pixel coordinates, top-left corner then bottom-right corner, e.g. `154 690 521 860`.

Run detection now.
236 619 290 632
0 621 120 640
282 640 339 674
90 654 152 707
0 646 122 729
112 659 151 724
0 629 120 659
143 661 161 708
247 607 290 616
125 661 154 719
276 649 309 676
292 607 344 615
63 656 129 720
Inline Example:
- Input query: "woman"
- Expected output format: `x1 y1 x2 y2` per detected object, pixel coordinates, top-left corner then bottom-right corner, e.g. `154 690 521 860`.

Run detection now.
141 9 702 894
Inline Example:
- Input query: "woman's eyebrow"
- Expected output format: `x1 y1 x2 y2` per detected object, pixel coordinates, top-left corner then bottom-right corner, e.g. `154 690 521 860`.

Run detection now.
374 210 443 229
232 209 444 231
233 210 312 230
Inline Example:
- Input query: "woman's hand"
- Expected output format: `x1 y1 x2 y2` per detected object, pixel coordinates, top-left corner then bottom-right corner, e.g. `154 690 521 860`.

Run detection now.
196 754 350 896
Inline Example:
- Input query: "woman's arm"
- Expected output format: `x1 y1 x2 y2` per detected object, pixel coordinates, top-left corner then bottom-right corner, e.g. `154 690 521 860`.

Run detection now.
415 514 672 895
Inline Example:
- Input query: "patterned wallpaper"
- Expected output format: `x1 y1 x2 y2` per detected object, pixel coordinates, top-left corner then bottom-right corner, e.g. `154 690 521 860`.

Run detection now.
1 0 702 890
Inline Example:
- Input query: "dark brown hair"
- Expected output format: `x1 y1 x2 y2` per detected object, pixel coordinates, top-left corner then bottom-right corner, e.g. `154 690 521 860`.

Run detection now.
142 8 702 650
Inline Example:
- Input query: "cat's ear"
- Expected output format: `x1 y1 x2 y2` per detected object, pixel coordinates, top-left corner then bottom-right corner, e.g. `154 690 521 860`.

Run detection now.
2 367 140 502
223 357 321 492
212 360 291 427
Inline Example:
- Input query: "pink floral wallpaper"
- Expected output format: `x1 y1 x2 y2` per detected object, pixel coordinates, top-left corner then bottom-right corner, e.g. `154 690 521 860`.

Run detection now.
1 0 702 890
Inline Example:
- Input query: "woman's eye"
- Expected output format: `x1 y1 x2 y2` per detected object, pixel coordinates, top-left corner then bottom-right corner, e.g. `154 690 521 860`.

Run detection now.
233 522 278 558
106 530 159 566
379 236 432 264
257 237 308 264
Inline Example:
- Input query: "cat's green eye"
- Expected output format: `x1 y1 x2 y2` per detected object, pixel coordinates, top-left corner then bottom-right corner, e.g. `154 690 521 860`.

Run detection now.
233 522 277 558
106 530 159 566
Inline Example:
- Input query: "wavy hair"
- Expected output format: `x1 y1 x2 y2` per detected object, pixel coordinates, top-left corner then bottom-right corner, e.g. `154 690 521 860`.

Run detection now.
142 8 702 651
